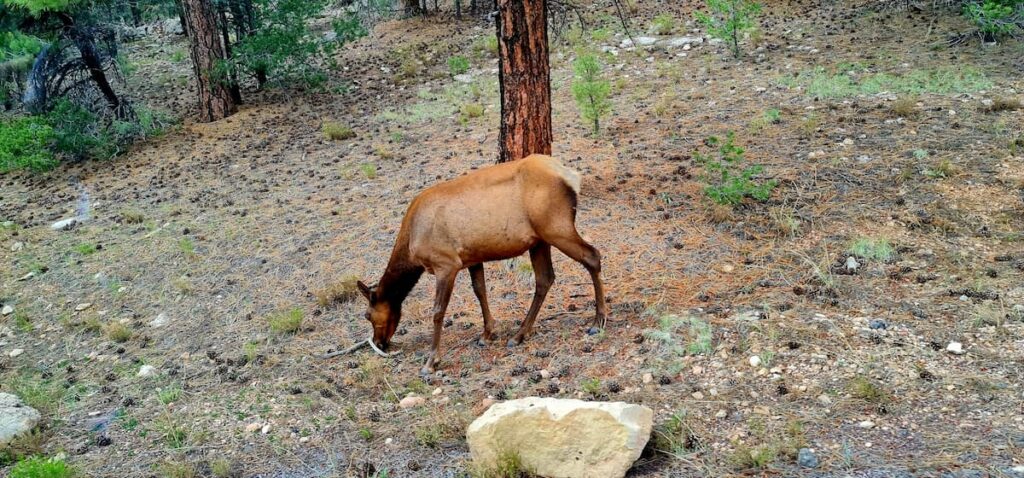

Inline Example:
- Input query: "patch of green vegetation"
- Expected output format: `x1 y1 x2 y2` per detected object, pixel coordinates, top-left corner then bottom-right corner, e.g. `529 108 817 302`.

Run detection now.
652 410 700 455
923 158 958 179
729 444 777 470
267 307 304 334
178 238 195 258
120 209 145 224
590 27 612 43
964 0 1022 39
359 162 377 179
322 122 356 140
170 49 187 62
9 455 77 478
849 376 890 403
153 460 195 478
209 459 232 478
448 55 470 76
643 314 715 361
157 385 183 405
781 65 992 99
472 35 499 58
650 13 677 35
73 243 97 255
848 237 895 262
0 116 57 173
694 132 777 206
13 310 33 333
414 424 444 448
460 102 485 121
358 427 373 441
6 370 66 416
580 378 602 395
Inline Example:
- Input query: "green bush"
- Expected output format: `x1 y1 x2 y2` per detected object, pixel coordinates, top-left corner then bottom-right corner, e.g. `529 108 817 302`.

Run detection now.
0 116 57 173
964 0 1022 39
571 54 611 136
695 0 762 58
694 132 777 206
10 455 76 478
448 55 470 76
332 13 368 44
0 31 43 61
47 100 114 160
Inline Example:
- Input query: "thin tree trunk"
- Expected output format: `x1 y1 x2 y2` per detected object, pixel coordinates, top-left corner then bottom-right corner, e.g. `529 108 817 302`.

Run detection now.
495 0 551 163
455 0 461 19
129 0 142 26
56 13 127 117
181 0 237 121
176 0 189 36
218 7 242 104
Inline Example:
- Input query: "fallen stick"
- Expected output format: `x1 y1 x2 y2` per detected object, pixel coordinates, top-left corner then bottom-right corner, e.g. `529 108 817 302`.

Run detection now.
320 337 396 359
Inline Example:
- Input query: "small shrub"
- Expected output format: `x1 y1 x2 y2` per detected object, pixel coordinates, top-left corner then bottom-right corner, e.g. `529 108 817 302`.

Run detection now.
650 13 677 35
73 243 97 255
105 322 133 343
473 35 499 58
209 459 233 478
359 162 377 179
729 444 776 470
924 158 958 178
580 378 602 395
590 28 612 43
322 122 356 140
314 275 361 307
358 427 373 440
571 54 612 136
471 450 533 478
331 13 368 44
268 307 304 334
461 103 485 120
120 209 145 224
13 311 32 333
891 97 918 117
694 132 777 206
448 55 470 76
984 96 1022 112
10 455 76 478
154 460 195 478
415 424 444 448
963 0 1022 40
849 376 890 403
848 237 895 262
695 0 762 58
652 410 700 455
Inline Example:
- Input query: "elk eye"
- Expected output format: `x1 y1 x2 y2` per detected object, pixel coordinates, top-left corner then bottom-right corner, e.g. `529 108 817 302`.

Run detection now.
364 312 371 321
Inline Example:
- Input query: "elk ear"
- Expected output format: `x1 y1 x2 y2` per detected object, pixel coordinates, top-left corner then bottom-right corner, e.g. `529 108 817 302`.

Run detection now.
356 280 372 301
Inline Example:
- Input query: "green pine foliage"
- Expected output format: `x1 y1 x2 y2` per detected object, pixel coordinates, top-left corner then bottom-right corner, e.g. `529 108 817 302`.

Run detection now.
0 116 57 172
695 0 762 58
694 132 777 206
963 0 1022 39
570 54 611 136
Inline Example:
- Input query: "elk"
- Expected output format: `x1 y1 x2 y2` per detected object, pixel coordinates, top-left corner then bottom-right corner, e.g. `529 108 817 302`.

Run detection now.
355 154 607 376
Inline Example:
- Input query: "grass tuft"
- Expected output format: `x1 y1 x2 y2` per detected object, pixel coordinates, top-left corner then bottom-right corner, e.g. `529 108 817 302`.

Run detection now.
322 122 356 141
848 237 895 262
314 275 361 307
10 455 77 478
267 307 304 334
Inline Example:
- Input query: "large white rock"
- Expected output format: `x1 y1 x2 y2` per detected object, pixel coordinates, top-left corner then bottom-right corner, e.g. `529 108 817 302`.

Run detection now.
466 397 653 478
0 393 42 447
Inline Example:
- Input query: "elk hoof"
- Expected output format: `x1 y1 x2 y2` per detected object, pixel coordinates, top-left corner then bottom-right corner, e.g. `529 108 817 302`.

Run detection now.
506 337 522 348
586 326 602 336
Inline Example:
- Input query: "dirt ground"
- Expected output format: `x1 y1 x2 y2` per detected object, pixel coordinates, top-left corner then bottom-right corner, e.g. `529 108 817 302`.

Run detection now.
2 0 1024 476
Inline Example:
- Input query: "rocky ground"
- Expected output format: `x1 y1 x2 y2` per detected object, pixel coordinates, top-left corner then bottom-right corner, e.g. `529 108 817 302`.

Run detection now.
2 0 1024 476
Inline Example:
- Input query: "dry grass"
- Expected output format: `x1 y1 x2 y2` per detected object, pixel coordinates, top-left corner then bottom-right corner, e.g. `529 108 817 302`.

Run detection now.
890 97 918 117
314 274 361 308
322 121 356 141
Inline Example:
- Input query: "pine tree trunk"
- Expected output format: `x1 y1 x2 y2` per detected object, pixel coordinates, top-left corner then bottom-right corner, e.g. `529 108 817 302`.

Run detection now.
495 0 551 163
181 0 237 122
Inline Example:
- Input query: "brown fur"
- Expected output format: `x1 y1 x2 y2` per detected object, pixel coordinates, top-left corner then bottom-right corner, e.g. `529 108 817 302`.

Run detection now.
356 154 607 375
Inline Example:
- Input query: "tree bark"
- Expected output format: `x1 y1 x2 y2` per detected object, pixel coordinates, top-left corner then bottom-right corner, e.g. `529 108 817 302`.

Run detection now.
496 0 551 163
218 7 242 104
181 0 237 122
401 0 422 17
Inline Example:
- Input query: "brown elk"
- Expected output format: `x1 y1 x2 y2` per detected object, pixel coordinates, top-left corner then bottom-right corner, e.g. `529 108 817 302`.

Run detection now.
355 154 607 376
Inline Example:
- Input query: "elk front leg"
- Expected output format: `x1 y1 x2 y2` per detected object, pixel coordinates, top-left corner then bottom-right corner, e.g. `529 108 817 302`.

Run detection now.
422 269 458 376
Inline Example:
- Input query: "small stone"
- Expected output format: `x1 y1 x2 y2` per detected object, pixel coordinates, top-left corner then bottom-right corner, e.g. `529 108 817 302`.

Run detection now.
148 313 170 328
869 319 888 330
691 391 704 400
51 218 79 230
136 365 157 377
453 74 473 83
846 256 860 272
10 242 23 252
8 349 24 358
75 303 92 312
946 342 965 355
721 264 735 273
0 393 42 447
539 369 551 379
399 396 426 409
817 394 832 405
1 305 13 316
261 424 271 434
245 423 261 433
432 387 443 396
797 448 819 468
299 436 310 443
842 138 855 146
748 356 762 368
480 398 496 410
858 420 875 429
642 373 653 384
384 437 394 445
715 409 727 419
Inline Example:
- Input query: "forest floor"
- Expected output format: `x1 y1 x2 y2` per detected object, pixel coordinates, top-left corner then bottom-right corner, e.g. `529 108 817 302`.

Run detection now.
2 0 1024 476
